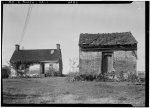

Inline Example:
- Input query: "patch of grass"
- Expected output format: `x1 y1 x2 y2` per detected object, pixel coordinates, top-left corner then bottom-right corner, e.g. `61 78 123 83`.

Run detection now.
118 97 127 101
74 96 85 101
3 92 28 99
62 91 70 95
2 77 145 106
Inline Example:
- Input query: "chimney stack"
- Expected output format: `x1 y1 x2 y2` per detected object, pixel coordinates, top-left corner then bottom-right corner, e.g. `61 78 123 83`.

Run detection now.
15 44 20 51
56 44 60 50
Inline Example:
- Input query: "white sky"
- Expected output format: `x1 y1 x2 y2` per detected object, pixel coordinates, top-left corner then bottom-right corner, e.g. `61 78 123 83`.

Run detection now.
2 2 145 74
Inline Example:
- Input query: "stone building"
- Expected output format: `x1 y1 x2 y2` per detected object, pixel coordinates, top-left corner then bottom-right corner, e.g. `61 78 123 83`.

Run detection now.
10 44 63 76
79 32 137 75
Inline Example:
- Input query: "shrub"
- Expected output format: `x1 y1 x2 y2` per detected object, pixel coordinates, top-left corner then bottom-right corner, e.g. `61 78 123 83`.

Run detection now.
26 74 41 78
67 71 141 82
67 72 109 82
138 72 145 83
45 69 59 77
2 66 11 78
66 72 79 82
118 71 125 82
95 74 105 81
127 73 139 82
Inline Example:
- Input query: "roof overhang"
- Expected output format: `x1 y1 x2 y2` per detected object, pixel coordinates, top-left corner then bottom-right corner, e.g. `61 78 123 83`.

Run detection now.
40 60 59 63
80 47 137 52
80 43 137 51
10 60 59 64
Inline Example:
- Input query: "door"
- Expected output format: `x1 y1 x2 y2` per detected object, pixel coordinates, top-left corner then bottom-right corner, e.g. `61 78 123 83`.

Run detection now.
40 63 45 74
102 52 113 74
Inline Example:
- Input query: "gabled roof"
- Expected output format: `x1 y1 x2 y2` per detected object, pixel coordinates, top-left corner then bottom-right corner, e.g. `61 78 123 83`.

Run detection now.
10 49 61 63
79 32 137 48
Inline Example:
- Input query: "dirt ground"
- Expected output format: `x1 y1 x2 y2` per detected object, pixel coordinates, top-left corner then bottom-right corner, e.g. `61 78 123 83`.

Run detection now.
2 77 145 106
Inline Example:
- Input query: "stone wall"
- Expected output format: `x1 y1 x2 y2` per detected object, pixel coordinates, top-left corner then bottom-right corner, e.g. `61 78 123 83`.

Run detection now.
79 49 137 75
113 50 137 74
79 49 102 74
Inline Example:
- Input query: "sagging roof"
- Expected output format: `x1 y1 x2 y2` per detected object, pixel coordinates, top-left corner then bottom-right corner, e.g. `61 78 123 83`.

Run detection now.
10 49 61 63
79 32 137 49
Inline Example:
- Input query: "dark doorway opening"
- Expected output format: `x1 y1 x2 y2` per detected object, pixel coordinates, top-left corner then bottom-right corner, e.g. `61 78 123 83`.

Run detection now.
40 63 45 74
101 52 113 74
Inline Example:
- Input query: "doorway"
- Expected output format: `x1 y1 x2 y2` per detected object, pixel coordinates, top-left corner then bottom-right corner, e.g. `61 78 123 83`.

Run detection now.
101 52 113 74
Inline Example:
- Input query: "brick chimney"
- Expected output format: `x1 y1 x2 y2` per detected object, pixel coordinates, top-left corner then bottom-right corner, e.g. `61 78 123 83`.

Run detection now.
15 44 20 51
56 44 60 50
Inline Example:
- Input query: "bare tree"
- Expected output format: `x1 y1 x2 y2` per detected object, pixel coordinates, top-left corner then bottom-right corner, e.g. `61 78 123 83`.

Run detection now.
69 57 79 73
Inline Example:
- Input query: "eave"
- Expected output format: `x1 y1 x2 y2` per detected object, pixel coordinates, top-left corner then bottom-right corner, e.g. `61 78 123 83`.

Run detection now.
80 47 137 52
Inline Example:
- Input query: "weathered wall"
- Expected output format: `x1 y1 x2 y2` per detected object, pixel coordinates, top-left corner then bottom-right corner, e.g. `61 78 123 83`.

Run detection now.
28 63 59 75
79 49 102 74
113 50 137 74
29 64 40 74
79 49 137 75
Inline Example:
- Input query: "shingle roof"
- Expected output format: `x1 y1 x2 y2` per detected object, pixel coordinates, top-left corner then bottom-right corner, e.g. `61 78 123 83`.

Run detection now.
10 49 61 63
79 32 137 48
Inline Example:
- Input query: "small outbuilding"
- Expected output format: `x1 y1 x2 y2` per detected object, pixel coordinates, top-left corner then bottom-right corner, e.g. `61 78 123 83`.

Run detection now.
79 32 137 75
10 44 63 76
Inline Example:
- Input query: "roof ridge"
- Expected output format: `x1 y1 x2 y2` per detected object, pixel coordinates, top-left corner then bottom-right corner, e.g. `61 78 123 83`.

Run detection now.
18 49 57 51
80 31 131 35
